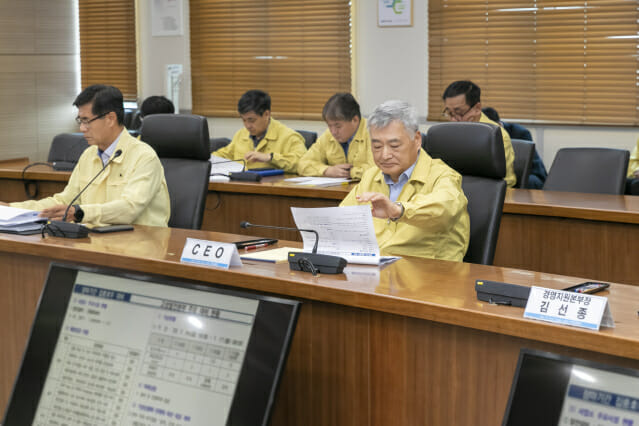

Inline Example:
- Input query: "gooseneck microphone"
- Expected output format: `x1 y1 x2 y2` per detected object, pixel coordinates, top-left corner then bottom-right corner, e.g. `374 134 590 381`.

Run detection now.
240 221 320 253
240 221 346 275
43 149 123 238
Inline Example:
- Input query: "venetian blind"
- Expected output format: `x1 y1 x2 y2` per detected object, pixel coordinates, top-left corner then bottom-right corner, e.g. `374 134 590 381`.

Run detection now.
78 0 137 101
429 1 639 125
190 0 352 120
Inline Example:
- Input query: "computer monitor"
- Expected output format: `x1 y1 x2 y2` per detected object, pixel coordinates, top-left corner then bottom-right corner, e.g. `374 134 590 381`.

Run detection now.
503 348 639 426
3 263 300 426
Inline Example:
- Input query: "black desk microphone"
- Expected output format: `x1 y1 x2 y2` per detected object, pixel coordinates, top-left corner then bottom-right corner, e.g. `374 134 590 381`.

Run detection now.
240 221 347 275
43 149 123 238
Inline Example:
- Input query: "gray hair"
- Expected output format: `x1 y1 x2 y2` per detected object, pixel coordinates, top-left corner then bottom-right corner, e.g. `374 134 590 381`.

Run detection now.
367 100 419 136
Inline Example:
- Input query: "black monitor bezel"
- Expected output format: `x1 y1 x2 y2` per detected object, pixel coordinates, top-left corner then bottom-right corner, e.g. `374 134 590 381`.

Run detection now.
502 348 639 426
3 262 300 426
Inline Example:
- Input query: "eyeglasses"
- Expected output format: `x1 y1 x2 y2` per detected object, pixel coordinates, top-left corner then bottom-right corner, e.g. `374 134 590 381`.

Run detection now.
442 103 477 120
75 112 109 126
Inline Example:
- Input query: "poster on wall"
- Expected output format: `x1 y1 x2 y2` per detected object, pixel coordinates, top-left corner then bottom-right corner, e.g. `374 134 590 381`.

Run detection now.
152 0 183 36
378 0 413 27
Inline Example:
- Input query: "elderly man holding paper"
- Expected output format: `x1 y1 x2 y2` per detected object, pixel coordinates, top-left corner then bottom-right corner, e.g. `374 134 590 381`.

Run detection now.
340 100 470 261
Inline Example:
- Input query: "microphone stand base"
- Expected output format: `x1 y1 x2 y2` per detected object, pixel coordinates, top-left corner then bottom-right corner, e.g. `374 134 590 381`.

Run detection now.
43 221 89 238
288 252 347 275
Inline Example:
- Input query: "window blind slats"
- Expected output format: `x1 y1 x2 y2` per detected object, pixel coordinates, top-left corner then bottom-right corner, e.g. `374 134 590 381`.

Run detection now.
190 0 351 120
429 1 639 124
78 0 137 101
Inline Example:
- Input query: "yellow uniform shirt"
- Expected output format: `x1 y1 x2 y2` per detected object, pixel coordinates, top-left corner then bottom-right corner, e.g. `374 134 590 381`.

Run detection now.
628 137 639 178
12 129 170 227
479 112 517 187
213 118 306 174
297 118 375 179
340 149 470 261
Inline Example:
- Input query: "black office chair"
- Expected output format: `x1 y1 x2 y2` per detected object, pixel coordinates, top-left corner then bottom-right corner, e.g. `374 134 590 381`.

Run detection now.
543 148 629 195
140 114 212 229
296 130 318 149
210 137 231 152
47 133 90 171
511 138 535 189
425 122 507 265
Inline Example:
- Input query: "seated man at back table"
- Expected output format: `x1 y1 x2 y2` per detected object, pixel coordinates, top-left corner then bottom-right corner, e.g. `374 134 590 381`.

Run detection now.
139 95 174 118
340 100 470 261
297 93 375 179
628 138 639 179
212 89 306 173
442 80 517 187
4 84 170 227
482 106 548 189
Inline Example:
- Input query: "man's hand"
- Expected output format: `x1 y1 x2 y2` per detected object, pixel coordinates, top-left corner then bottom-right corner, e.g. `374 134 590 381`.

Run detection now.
0 201 8 207
633 169 639 178
355 192 402 219
245 151 272 163
324 164 352 178
40 204 74 222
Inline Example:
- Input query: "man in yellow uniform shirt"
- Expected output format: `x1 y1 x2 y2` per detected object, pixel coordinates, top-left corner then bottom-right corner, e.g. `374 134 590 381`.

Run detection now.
297 93 375 179
8 85 170 227
340 100 470 261
442 80 517 187
628 138 639 178
212 90 306 173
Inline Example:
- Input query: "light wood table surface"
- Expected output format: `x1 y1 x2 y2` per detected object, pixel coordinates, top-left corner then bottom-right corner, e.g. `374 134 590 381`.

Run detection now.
1 226 639 425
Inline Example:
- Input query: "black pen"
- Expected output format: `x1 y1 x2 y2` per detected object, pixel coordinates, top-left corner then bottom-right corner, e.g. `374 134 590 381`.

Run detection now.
235 239 278 249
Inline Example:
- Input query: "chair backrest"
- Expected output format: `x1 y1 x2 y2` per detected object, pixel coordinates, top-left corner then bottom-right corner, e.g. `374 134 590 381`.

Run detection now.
47 133 90 171
210 137 231 152
425 122 507 265
543 148 629 195
140 114 212 229
123 108 136 129
296 130 318 149
511 139 535 189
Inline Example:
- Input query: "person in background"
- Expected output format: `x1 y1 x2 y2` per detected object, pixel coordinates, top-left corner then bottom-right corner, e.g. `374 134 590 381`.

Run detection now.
627 139 639 178
297 93 374 179
482 106 548 189
5 85 170 227
442 80 517 187
140 95 175 118
212 89 306 173
340 100 469 261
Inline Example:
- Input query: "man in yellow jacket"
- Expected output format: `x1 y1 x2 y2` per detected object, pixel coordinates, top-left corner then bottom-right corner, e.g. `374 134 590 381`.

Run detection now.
340 100 470 261
628 138 639 178
212 90 306 173
8 85 170 227
442 80 517 187
297 93 375 179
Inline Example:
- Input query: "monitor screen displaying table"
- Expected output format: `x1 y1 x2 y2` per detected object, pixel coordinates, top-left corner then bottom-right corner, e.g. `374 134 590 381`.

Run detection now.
3 263 300 426
503 348 639 426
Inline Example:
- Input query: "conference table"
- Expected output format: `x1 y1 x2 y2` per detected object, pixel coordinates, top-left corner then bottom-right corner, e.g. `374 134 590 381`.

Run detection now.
1 226 639 425
2 158 639 286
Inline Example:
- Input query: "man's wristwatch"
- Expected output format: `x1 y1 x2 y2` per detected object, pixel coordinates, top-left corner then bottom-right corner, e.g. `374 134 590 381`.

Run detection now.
269 152 274 161
73 205 84 223
390 202 404 222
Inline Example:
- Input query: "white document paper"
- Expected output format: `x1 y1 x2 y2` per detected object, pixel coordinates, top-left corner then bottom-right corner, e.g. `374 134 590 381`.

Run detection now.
0 205 41 226
290 205 400 265
284 177 351 187
209 155 244 178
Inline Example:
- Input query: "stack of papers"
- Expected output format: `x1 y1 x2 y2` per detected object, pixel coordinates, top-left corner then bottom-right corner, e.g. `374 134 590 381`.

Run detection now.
291 205 400 266
0 205 44 234
209 155 244 182
284 177 352 187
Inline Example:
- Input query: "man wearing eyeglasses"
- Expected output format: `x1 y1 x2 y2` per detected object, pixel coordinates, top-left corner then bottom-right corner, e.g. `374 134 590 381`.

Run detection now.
8 85 170 227
442 80 516 187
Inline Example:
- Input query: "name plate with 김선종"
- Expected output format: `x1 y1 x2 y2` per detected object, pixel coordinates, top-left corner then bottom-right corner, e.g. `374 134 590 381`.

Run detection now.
180 238 242 269
524 286 614 331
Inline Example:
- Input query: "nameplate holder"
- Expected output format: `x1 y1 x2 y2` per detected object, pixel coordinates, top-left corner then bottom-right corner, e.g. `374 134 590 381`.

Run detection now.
180 238 242 269
524 286 614 331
